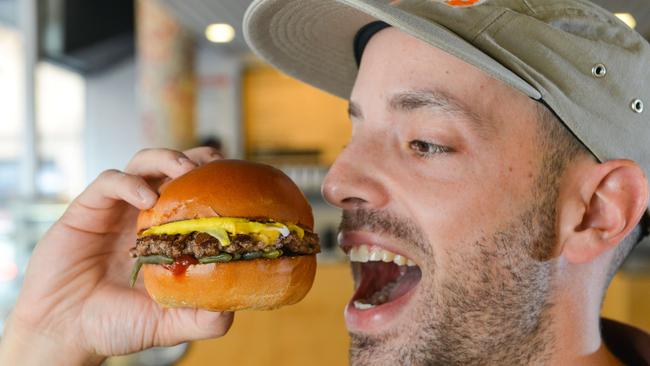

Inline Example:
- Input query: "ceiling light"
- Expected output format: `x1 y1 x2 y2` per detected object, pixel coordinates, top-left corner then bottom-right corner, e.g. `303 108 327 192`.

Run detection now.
615 13 637 29
205 23 236 43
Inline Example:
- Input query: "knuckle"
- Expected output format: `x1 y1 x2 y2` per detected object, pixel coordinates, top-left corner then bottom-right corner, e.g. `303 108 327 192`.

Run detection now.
132 148 153 160
200 146 219 152
125 149 151 170
98 169 123 179
127 148 187 171
135 147 184 160
137 147 153 155
147 148 186 163
205 147 222 157
186 146 213 154
162 149 185 160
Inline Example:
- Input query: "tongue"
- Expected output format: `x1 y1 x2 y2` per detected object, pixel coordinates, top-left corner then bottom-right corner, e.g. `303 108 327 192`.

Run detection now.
356 262 421 306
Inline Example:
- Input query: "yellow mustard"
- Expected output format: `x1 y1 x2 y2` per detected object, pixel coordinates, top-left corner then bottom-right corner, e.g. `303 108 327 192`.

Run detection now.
140 217 305 246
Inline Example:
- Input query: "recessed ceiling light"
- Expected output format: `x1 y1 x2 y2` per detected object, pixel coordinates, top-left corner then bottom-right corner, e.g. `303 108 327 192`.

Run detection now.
205 23 236 43
615 13 637 29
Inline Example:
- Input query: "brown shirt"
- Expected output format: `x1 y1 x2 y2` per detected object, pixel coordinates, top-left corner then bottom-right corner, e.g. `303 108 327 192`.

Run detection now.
602 318 650 366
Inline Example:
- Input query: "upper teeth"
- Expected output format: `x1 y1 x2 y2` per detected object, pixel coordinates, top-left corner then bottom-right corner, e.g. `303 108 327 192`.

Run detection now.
348 245 416 267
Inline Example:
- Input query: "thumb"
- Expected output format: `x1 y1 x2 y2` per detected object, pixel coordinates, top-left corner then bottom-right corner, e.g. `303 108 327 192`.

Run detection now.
156 308 234 345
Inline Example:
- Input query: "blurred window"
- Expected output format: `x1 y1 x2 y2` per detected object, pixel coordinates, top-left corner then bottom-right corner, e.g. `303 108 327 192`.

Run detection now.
0 25 24 199
0 25 85 201
36 62 85 200
0 24 85 334
0 26 23 325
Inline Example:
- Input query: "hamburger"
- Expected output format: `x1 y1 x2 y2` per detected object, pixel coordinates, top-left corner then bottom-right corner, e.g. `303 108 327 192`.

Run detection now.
128 159 320 311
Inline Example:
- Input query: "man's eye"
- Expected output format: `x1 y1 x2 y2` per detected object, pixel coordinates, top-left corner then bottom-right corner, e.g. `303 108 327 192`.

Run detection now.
408 140 451 157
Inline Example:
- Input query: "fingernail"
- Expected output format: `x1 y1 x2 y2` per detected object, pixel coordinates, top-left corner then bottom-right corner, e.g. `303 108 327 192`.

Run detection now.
137 186 157 205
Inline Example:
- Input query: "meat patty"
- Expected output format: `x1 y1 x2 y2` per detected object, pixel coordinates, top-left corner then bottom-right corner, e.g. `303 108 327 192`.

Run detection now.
130 230 320 259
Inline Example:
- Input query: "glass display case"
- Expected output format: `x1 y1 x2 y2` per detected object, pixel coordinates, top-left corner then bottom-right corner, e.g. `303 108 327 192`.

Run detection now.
0 201 67 333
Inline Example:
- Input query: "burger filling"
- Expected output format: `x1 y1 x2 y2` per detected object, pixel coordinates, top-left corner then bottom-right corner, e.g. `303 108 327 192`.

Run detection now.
131 230 320 258
129 217 320 287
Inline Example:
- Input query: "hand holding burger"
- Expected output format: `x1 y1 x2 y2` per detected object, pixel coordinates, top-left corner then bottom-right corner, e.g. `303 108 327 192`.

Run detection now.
0 148 235 366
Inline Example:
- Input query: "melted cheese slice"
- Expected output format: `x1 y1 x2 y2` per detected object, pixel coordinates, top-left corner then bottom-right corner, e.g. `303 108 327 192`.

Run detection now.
140 217 305 246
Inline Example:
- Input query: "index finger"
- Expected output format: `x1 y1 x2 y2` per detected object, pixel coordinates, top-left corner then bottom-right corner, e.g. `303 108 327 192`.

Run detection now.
125 148 198 179
77 170 158 211
60 170 157 236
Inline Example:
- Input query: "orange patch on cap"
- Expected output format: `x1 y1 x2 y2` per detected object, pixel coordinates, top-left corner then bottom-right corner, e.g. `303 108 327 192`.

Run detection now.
445 0 484 6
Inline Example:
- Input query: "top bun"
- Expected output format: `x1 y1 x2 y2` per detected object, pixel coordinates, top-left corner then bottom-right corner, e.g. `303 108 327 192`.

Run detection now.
137 160 314 233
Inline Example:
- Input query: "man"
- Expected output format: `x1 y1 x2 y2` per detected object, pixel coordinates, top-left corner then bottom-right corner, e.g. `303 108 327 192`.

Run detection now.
1 0 649 365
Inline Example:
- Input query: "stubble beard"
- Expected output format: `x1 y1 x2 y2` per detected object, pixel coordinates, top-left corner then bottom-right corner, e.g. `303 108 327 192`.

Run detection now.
347 179 559 366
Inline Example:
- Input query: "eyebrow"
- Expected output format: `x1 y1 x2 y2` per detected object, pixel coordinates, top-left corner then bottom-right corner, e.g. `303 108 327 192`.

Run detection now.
390 89 483 124
348 89 486 131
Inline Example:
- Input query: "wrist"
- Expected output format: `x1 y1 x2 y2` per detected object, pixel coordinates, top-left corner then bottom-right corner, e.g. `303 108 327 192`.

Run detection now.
0 315 105 366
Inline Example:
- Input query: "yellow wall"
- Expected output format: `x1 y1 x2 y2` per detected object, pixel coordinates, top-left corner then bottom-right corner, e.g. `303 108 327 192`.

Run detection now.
243 65 351 165
602 272 650 332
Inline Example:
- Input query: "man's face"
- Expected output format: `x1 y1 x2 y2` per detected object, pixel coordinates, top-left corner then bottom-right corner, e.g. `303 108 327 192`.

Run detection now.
322 28 560 365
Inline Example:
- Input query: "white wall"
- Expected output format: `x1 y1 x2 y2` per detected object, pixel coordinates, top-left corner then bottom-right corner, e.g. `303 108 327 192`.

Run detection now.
83 48 244 184
196 45 243 159
83 58 141 183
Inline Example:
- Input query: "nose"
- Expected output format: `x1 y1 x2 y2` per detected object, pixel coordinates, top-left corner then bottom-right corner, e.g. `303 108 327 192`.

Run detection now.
321 138 389 210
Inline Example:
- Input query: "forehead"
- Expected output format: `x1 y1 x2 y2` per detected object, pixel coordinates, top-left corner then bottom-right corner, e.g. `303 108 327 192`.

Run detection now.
351 27 535 125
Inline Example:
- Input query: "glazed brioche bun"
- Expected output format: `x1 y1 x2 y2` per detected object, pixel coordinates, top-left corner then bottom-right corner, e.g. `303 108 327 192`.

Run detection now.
142 255 317 311
137 159 314 233
137 159 317 311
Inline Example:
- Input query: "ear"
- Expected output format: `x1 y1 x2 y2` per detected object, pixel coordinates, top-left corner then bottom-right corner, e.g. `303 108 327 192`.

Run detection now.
557 159 648 264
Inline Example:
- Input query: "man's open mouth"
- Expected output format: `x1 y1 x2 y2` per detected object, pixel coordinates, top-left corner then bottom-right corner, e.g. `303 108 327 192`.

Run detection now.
341 236 422 333
350 245 422 309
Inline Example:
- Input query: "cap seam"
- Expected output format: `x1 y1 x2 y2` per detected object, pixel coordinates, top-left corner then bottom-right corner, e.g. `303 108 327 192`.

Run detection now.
471 9 508 43
531 4 619 29
520 0 536 15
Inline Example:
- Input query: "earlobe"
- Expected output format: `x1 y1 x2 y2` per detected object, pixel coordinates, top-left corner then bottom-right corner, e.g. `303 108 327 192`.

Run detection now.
558 160 648 264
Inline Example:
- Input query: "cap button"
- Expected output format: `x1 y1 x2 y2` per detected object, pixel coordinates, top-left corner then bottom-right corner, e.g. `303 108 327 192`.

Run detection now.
631 99 644 114
592 64 607 78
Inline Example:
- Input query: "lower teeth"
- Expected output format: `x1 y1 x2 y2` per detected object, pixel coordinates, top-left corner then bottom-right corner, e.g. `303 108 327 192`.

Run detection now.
353 301 375 310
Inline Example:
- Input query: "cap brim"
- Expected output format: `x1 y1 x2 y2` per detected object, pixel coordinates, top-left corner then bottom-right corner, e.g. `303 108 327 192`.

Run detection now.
244 0 541 100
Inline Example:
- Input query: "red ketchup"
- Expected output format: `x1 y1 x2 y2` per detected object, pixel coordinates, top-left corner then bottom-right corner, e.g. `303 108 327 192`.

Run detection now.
163 255 198 276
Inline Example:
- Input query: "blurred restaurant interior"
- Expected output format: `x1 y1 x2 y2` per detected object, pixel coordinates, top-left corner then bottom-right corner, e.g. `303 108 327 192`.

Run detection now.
0 0 649 365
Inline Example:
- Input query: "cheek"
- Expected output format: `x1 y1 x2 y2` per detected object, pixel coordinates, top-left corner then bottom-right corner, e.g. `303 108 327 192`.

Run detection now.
395 154 538 258
402 180 485 253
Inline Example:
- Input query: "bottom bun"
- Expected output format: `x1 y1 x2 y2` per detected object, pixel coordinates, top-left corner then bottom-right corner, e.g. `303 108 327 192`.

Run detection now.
142 255 317 311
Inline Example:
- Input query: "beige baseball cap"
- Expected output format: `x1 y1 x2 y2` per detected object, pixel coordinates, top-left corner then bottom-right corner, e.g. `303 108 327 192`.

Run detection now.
244 0 650 237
